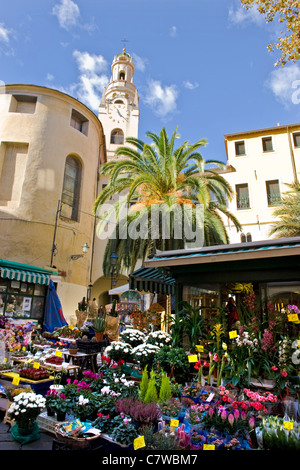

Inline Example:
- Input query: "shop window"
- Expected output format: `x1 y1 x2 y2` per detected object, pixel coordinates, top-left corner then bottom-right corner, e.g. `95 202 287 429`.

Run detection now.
70 109 89 136
110 129 124 145
0 279 46 320
235 141 246 156
236 183 250 209
60 155 82 221
9 94 37 114
262 136 273 152
266 180 281 207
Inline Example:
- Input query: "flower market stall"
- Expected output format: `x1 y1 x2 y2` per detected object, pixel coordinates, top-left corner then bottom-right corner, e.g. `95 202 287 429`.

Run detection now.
0 239 298 451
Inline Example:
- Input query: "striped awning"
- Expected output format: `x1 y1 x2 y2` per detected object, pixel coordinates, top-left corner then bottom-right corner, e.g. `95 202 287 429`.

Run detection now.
129 267 176 295
1 267 50 286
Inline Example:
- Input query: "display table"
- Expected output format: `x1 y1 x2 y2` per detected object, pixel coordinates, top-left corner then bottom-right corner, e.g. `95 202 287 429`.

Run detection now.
0 371 54 396
63 350 98 373
10 356 80 380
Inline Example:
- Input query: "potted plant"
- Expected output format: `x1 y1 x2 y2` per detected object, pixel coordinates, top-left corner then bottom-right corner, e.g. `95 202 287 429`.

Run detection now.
8 392 46 444
53 392 70 421
45 389 59 416
93 313 106 342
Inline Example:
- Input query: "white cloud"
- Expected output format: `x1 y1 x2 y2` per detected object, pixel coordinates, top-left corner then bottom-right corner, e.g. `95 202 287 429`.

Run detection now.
131 53 147 72
143 79 178 118
0 23 11 43
52 0 80 31
170 26 177 38
228 3 265 26
266 63 300 107
183 80 199 90
60 50 109 112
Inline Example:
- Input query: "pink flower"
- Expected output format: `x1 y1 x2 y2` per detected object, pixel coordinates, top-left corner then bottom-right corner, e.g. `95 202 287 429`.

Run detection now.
249 416 255 429
234 409 239 420
280 370 288 377
208 407 214 418
241 411 246 420
228 414 234 426
271 366 278 371
221 409 227 420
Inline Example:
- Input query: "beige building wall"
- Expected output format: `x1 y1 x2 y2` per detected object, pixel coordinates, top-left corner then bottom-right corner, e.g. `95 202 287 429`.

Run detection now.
0 84 106 323
221 123 300 243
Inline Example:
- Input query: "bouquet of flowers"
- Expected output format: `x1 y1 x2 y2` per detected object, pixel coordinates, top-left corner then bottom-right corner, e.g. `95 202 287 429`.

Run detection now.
8 392 46 429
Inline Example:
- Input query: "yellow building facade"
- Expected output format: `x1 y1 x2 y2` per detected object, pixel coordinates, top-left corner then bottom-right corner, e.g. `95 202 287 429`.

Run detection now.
221 123 300 243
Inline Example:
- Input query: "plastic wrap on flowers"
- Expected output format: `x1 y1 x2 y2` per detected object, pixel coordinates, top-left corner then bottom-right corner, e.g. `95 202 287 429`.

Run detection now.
10 422 41 445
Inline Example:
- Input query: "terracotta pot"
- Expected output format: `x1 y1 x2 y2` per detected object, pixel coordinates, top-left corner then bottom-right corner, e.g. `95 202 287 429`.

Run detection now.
95 332 103 342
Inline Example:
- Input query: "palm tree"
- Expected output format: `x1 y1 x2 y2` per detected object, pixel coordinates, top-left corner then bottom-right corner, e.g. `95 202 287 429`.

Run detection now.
93 127 241 275
269 181 300 238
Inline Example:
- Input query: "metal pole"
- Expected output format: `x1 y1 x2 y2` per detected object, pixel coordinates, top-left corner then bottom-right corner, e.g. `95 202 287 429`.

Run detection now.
50 200 61 268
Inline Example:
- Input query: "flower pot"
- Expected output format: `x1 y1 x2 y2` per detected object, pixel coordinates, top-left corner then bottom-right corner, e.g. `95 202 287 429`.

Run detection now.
47 407 55 417
95 332 103 342
56 411 66 422
50 385 64 392
11 422 41 444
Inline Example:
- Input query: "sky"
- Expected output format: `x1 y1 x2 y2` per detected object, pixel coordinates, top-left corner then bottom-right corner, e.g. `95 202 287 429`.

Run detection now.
1 0 300 163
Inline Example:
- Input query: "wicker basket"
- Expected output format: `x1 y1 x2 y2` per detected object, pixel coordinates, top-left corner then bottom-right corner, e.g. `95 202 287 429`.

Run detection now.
55 422 101 450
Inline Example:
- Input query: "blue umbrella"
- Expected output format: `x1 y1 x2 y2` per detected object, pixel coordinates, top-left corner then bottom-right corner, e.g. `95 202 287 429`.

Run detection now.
42 279 68 332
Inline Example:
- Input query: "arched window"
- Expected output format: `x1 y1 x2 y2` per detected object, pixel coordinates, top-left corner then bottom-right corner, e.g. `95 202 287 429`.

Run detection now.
110 129 124 145
119 71 125 80
61 155 82 221
240 233 246 243
246 232 252 242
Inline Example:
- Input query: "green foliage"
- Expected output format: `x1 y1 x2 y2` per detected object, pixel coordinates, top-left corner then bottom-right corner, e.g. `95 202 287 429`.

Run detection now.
144 371 158 403
154 346 190 383
158 372 172 404
139 366 149 401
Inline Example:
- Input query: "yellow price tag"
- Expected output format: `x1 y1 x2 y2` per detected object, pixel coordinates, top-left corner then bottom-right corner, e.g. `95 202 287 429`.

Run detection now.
203 444 215 450
196 345 204 352
33 362 40 369
134 435 145 450
22 346 26 351
284 421 293 430
69 325 74 329
170 419 179 428
12 375 20 385
55 350 63 357
288 314 299 322
188 355 198 363
229 330 237 339
4 358 7 363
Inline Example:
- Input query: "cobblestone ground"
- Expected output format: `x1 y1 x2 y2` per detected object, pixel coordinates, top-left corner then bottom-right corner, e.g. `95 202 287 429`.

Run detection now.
0 419 53 450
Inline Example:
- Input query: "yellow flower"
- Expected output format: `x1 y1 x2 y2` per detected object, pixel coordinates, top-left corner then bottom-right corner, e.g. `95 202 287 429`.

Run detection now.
222 342 227 351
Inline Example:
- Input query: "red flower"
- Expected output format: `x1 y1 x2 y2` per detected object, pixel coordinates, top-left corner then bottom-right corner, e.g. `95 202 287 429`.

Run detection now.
194 360 202 370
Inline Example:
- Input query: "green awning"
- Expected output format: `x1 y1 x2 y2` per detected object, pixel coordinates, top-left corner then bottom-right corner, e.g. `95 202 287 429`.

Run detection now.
0 259 54 286
129 267 176 295
1 267 50 286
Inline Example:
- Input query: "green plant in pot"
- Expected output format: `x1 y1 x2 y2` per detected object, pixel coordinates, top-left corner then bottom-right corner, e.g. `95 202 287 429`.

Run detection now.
93 313 106 341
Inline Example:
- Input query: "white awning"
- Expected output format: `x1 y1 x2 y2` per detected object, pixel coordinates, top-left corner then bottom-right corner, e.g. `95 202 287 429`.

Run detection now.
108 283 129 295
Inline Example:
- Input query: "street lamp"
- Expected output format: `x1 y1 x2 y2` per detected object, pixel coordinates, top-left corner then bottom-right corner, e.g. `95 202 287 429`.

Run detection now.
70 242 90 260
110 252 118 300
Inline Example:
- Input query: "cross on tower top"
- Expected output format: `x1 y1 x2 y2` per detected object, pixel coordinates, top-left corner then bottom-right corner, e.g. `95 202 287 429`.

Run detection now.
121 38 129 50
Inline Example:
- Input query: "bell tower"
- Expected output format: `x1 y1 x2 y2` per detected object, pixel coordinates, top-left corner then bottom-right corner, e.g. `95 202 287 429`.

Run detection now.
99 49 139 161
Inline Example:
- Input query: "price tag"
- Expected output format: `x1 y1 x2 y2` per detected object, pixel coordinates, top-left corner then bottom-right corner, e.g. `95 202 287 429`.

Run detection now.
203 444 215 450
55 350 63 357
196 345 204 352
12 375 20 385
4 358 7 363
283 421 293 430
33 362 40 369
26 358 33 363
134 435 145 450
206 392 215 402
188 355 198 363
229 330 237 339
22 346 26 351
170 419 179 428
288 314 299 322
